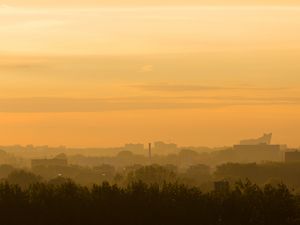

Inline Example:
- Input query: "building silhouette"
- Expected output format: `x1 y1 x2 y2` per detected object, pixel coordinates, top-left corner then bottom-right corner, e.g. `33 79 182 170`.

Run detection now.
232 144 281 162
124 144 144 152
285 150 300 163
240 133 272 145
31 154 68 168
154 141 178 155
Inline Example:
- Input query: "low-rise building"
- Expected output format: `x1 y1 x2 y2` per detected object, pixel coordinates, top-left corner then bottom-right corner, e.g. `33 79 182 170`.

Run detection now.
285 150 300 163
232 144 282 162
31 154 68 168
124 144 144 152
154 141 178 155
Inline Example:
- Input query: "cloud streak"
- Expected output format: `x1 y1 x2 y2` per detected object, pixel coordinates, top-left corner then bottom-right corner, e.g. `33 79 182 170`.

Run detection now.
0 95 299 112
131 83 287 92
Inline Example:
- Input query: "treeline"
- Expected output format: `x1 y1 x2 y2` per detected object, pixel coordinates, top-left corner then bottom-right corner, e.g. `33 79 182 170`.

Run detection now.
215 162 300 192
0 164 212 190
0 180 299 225
4 162 300 192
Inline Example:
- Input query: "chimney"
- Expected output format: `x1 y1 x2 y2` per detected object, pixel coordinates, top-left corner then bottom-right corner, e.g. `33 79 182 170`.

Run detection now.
148 143 152 160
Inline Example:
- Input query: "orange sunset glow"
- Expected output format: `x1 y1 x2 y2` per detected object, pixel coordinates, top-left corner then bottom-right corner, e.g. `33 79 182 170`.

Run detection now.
1 1 300 148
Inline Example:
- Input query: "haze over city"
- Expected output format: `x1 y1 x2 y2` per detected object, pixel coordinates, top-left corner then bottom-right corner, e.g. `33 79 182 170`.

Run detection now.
1 0 300 148
2 1 300 225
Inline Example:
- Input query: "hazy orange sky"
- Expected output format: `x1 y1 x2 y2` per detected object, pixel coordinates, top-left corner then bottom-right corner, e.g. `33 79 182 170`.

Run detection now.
1 1 300 147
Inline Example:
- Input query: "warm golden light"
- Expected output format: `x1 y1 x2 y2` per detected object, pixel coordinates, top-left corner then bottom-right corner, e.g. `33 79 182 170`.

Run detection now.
1 2 300 147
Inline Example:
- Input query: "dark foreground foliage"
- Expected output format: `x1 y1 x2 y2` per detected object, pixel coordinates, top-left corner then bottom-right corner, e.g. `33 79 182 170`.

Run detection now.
0 181 299 225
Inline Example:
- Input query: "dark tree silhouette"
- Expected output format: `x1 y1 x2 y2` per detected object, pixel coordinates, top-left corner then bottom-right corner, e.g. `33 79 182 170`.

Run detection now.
0 180 298 225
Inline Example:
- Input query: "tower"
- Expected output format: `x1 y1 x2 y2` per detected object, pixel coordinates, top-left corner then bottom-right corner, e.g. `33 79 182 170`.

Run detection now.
148 143 152 160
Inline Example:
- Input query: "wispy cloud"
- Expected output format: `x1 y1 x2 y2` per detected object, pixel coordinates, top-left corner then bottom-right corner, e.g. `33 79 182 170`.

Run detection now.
130 83 287 92
131 83 236 91
0 95 299 112
139 65 154 73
